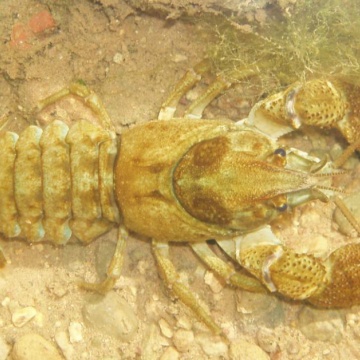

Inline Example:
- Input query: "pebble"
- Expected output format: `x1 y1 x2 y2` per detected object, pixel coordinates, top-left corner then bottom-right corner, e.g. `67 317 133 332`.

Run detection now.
173 53 188 63
347 313 360 338
0 337 10 360
11 333 63 360
33 312 45 328
302 235 329 256
229 339 270 360
257 328 278 354
298 307 344 343
172 329 194 353
55 330 74 360
69 321 83 343
47 281 68 298
235 291 283 327
141 324 164 359
11 306 37 327
204 271 223 293
160 346 180 360
196 334 228 357
82 292 138 341
158 318 173 338
113 52 124 64
176 315 192 330
1 297 10 307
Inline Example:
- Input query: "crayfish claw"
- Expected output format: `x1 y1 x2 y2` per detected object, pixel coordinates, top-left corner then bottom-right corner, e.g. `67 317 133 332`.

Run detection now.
308 243 360 308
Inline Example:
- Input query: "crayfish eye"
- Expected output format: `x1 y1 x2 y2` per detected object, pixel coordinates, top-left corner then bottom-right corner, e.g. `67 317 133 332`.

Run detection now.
277 203 288 212
274 148 286 157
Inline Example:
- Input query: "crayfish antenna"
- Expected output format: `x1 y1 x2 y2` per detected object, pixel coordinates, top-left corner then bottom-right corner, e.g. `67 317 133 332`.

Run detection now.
333 137 360 168
333 196 360 235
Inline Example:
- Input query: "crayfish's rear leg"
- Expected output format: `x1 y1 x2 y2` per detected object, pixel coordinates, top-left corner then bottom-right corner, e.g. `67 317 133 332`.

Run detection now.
79 226 128 294
37 82 115 131
152 240 222 335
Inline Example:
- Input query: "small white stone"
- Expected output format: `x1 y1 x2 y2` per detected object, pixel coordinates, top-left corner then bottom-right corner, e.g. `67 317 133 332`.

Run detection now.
0 336 10 360
47 282 68 298
176 315 192 330
185 88 200 102
1 297 10 307
222 321 236 340
129 286 137 296
33 244 44 252
69 322 83 343
159 318 173 338
12 307 37 327
257 328 278 353
141 324 163 358
113 52 124 64
197 334 228 357
137 260 148 275
303 235 328 256
33 312 45 327
55 331 74 360
230 339 270 360
204 271 223 293
172 329 194 353
173 54 188 63
160 346 179 360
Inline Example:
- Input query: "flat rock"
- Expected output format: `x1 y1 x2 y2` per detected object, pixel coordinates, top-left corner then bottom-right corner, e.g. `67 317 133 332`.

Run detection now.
82 292 138 341
298 307 344 343
229 339 270 360
11 333 63 360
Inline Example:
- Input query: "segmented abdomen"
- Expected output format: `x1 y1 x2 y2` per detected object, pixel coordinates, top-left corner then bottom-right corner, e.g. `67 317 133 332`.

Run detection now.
0 120 120 244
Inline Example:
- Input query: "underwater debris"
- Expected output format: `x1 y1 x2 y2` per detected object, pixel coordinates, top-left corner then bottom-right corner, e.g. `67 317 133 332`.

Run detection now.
205 0 360 96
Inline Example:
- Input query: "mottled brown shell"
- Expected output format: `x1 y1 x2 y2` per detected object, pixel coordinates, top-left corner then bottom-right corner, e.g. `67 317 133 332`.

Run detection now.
115 119 310 241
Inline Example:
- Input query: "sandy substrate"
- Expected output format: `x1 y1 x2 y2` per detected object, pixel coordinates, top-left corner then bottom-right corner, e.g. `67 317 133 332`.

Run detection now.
1 1 360 359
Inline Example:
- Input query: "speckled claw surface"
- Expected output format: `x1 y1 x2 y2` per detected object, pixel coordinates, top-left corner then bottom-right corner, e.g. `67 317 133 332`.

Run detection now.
218 228 360 309
308 243 360 308
247 78 360 166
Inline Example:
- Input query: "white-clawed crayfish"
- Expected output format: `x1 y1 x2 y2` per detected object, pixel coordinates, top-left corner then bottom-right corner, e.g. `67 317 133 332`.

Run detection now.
1 60 360 336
